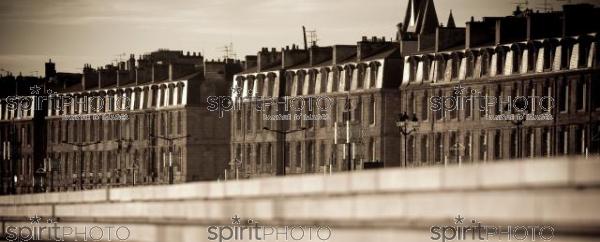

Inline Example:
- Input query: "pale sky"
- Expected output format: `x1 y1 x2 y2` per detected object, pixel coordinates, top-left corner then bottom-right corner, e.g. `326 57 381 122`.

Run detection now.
0 0 598 75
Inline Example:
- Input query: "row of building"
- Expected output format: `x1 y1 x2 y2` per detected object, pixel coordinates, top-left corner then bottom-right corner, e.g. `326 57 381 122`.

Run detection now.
228 1 600 178
0 0 599 193
0 50 242 193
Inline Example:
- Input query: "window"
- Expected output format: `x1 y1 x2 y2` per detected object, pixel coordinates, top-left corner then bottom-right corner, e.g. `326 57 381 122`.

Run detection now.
493 130 502 160
255 108 261 131
177 112 183 135
354 98 362 123
479 131 487 162
558 128 569 155
510 129 518 159
593 82 600 110
525 129 535 158
245 108 252 132
256 77 264 97
408 93 414 117
407 136 415 166
435 90 444 121
496 86 503 115
236 110 242 132
421 91 428 121
527 85 536 114
420 135 428 165
576 79 586 111
306 142 314 172
357 65 365 89
450 91 458 120
449 132 457 163
575 127 585 154
344 67 352 91
319 143 326 168
369 95 376 125
465 88 472 119
559 81 569 112
480 87 488 117
90 120 96 142
295 143 302 169
435 133 443 163
332 68 340 92
370 64 379 88
297 72 305 95
464 132 472 162
266 143 272 173
541 128 551 157
544 83 553 113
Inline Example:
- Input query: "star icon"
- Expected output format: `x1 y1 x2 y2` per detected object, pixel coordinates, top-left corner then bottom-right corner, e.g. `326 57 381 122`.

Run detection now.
453 84 465 95
29 214 42 224
454 214 465 224
231 87 243 96
231 215 241 225
30 85 42 95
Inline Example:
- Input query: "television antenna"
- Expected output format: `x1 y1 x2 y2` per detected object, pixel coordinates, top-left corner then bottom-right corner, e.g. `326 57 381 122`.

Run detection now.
307 29 318 47
556 0 573 4
512 0 529 9
536 0 553 12
220 43 236 60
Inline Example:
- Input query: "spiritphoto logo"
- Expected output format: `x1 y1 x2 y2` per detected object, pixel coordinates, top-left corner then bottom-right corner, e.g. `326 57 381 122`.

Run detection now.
4 215 131 242
207 87 335 119
429 84 555 121
430 215 555 242
3 85 132 113
207 215 332 242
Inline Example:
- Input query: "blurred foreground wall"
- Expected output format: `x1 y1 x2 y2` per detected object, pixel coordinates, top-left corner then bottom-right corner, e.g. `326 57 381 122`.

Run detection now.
1 157 600 242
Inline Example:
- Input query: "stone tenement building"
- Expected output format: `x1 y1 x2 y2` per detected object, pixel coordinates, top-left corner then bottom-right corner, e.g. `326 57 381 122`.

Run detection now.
230 42 403 178
0 75 51 194
397 1 600 166
0 50 242 194
231 0 600 178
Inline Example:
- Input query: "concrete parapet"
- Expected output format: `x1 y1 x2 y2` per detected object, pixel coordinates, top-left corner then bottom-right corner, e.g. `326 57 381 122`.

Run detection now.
1 156 599 242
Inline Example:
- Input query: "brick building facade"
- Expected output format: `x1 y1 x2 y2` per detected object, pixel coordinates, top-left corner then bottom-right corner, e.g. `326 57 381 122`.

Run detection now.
230 42 404 178
0 50 242 193
231 0 600 178
397 1 600 166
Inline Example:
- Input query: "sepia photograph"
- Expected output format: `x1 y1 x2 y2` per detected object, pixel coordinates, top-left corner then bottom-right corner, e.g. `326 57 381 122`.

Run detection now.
1 0 600 241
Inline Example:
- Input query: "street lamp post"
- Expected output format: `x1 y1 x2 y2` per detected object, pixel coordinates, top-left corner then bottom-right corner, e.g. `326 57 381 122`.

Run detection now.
396 112 419 167
127 160 139 186
508 99 527 159
450 143 465 166
114 138 134 185
62 140 100 190
1 142 6 195
263 127 306 176
151 135 189 184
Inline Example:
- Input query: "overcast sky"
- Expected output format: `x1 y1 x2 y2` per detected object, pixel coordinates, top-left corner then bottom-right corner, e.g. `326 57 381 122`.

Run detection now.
0 0 598 75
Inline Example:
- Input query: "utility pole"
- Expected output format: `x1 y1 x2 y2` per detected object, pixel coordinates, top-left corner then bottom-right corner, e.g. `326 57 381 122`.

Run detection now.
263 127 307 176
1 141 6 195
151 135 189 184
62 140 100 190
10 120 18 194
343 95 353 171
302 26 308 50
114 138 134 185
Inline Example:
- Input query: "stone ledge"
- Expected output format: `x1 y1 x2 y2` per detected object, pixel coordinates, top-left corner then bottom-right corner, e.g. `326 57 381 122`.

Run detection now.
39 189 600 228
0 157 598 205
